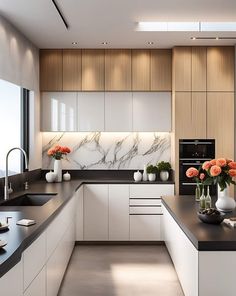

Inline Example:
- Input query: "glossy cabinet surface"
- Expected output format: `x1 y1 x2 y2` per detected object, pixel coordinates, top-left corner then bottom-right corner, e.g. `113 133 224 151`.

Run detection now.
105 92 132 131
41 92 77 131
132 92 171 132
78 92 105 131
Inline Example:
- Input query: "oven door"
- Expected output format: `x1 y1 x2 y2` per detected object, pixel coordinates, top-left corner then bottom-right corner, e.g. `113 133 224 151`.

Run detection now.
179 139 215 159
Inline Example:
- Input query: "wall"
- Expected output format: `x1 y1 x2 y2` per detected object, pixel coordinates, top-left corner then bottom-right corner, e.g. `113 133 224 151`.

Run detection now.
0 15 41 170
42 132 171 170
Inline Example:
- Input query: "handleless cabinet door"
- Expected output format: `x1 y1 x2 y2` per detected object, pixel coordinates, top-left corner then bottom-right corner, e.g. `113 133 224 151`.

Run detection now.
133 92 171 132
41 92 77 131
78 92 104 131
105 49 131 91
105 92 132 131
173 47 191 91
109 185 129 240
132 49 150 91
63 49 82 91
83 184 109 240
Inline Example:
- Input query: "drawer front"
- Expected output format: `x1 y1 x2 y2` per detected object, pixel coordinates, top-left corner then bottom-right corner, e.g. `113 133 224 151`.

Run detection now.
129 198 161 206
130 184 174 198
129 206 162 215
130 215 161 241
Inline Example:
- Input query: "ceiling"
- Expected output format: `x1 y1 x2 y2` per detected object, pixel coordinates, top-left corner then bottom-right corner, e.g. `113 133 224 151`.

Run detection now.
0 0 236 49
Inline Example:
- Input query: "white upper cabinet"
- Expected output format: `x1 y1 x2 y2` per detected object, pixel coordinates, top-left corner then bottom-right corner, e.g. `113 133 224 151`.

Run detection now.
132 92 171 132
105 92 132 131
78 92 104 131
41 92 77 131
41 92 77 132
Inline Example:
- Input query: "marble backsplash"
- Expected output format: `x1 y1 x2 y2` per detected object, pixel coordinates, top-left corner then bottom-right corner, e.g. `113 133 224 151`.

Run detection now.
42 132 171 170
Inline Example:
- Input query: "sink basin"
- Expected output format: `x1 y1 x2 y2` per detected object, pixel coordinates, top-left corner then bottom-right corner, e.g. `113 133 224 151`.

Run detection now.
0 193 57 206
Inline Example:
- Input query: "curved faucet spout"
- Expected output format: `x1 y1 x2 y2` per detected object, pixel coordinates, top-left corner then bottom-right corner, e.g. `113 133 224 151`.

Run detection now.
4 147 29 200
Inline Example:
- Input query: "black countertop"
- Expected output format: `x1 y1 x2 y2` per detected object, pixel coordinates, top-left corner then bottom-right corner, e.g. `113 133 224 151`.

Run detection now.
162 195 236 251
0 177 174 278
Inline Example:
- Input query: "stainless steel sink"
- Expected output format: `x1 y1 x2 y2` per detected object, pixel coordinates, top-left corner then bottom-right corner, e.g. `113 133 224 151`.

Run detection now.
0 193 57 206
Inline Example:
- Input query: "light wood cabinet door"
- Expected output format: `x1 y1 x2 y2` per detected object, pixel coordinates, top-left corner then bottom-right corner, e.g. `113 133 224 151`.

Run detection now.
175 92 206 139
63 49 81 91
105 49 131 90
207 92 234 158
132 49 150 90
207 47 235 91
40 49 63 91
82 49 105 90
173 47 191 91
192 47 207 91
151 49 172 91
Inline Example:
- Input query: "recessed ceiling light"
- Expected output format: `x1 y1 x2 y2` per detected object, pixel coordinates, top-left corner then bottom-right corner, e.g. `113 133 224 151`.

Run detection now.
191 37 196 40
148 41 154 45
215 37 219 40
72 42 78 45
102 42 108 45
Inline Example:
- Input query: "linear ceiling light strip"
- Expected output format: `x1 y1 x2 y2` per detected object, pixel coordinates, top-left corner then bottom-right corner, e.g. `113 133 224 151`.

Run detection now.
52 0 69 30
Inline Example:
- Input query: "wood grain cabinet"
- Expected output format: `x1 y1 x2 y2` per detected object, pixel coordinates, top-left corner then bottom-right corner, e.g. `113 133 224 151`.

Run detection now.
63 49 81 91
132 49 150 90
40 49 63 91
207 47 235 91
82 49 105 91
192 47 207 91
151 49 172 91
105 49 131 91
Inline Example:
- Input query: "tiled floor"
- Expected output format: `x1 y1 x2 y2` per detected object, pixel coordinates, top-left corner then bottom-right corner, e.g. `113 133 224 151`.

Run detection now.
59 245 184 296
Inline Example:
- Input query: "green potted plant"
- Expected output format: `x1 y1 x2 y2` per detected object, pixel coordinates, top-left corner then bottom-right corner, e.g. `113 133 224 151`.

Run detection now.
157 161 171 181
146 165 158 182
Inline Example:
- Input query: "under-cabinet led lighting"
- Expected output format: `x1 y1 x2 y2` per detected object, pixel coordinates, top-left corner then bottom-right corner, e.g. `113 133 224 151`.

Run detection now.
137 21 236 32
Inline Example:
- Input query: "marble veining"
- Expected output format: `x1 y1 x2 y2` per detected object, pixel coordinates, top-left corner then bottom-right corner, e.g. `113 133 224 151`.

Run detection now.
42 132 171 170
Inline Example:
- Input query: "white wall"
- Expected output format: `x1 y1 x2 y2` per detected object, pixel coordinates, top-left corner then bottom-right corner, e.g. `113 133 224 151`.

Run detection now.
0 15 41 170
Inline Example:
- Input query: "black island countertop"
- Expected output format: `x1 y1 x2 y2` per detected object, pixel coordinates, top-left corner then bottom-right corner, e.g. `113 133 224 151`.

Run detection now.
0 176 174 278
162 195 236 251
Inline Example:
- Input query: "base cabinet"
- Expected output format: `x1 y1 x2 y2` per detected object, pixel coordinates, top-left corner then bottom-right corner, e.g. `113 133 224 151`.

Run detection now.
130 215 161 241
24 267 46 296
0 261 23 296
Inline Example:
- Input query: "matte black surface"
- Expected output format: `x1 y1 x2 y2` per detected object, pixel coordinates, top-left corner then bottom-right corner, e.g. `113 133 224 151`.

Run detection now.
0 193 57 207
0 177 174 278
162 195 236 251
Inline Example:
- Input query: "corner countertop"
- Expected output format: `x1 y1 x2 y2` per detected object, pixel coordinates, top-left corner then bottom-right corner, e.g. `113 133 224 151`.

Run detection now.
0 177 174 278
162 195 236 251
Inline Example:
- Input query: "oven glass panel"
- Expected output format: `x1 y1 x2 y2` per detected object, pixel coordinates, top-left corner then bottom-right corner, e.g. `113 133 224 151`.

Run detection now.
179 139 215 159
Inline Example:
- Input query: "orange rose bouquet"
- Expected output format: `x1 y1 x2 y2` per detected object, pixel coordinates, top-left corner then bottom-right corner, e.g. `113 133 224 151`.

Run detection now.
47 145 71 160
186 158 236 191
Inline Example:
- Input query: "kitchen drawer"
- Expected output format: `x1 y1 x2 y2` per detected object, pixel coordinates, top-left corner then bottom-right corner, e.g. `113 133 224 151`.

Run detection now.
130 215 161 241
129 198 161 206
129 206 162 215
129 184 174 198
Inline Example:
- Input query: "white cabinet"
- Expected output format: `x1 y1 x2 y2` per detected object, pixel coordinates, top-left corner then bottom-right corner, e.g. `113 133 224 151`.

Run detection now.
76 186 84 241
24 267 46 296
78 92 104 131
162 205 198 296
132 92 171 131
83 184 109 240
109 184 129 240
105 92 132 131
130 215 161 241
41 92 77 131
0 261 23 296
23 232 46 290
130 184 174 198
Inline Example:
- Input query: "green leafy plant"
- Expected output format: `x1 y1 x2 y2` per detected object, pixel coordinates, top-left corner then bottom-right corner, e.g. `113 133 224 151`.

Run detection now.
146 165 158 174
157 161 171 172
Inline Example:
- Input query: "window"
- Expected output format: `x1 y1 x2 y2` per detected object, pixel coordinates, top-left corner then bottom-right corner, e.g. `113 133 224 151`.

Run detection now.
0 79 29 177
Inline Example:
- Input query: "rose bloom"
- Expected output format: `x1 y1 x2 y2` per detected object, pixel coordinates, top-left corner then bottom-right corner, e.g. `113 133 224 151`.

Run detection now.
200 173 205 180
54 145 61 152
186 167 199 178
216 158 227 167
60 146 71 154
228 162 236 169
202 161 211 170
229 169 236 177
210 165 222 177
226 158 233 164
47 148 55 156
210 159 217 166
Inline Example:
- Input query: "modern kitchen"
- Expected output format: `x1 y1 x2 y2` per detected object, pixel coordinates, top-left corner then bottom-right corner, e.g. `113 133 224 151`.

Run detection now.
0 1 236 295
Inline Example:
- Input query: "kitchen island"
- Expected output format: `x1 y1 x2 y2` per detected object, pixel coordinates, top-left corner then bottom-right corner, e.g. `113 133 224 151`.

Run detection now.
162 195 236 296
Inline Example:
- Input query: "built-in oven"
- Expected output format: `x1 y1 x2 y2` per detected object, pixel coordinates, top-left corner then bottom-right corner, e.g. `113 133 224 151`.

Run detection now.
179 139 216 195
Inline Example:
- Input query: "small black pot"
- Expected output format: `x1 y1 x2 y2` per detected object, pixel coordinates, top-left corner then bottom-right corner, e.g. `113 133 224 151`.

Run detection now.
197 212 225 225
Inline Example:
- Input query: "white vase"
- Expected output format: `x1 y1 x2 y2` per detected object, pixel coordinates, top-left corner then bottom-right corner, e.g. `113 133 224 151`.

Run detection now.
142 165 148 181
160 171 169 182
148 173 156 182
134 170 142 182
45 170 57 183
54 159 62 182
215 185 236 212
